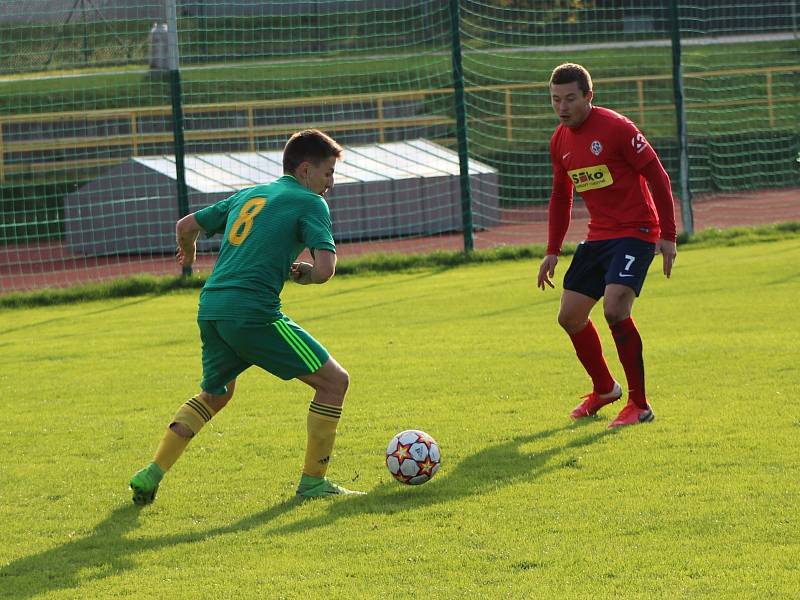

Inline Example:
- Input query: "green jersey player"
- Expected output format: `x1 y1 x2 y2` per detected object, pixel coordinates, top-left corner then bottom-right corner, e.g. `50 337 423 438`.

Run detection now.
130 129 363 504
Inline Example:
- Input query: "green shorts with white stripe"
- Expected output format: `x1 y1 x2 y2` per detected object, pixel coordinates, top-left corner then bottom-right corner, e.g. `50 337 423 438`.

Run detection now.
198 316 329 394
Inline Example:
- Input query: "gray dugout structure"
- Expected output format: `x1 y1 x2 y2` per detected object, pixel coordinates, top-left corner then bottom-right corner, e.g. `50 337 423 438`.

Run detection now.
64 139 499 255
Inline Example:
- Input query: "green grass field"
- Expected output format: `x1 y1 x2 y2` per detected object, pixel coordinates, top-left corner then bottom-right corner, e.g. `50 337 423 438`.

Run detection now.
1 237 799 598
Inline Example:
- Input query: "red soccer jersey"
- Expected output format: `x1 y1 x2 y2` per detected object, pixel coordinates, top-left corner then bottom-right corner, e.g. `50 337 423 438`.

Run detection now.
547 106 674 255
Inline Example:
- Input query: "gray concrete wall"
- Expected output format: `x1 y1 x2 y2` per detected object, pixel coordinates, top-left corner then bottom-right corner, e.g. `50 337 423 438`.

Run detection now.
63 154 500 255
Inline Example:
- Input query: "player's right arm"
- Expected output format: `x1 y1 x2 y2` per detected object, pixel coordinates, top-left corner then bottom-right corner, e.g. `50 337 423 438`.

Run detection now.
183 192 240 267
538 138 573 290
175 213 205 268
537 254 559 290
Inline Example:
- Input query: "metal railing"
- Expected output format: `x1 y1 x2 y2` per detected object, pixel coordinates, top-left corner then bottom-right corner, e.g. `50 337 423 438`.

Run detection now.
0 64 796 183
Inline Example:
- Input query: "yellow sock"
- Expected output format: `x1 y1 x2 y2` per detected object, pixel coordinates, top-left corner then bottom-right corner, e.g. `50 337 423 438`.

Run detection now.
303 401 342 478
153 396 217 472
173 396 217 436
153 428 190 472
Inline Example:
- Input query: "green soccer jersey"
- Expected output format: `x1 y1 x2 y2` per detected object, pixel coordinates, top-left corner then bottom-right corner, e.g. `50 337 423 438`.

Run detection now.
194 175 336 322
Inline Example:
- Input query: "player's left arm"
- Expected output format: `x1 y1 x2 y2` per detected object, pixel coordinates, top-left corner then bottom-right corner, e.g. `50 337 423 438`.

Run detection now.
638 157 677 278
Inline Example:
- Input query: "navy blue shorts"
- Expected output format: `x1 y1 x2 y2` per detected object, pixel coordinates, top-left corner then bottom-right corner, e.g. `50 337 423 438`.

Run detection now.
563 237 656 300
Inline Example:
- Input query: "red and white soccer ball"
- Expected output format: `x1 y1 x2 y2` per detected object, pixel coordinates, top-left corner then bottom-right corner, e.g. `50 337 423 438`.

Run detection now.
385 429 441 485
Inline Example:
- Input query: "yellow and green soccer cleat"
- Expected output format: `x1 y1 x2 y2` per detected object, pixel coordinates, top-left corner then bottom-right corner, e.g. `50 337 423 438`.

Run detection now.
296 475 365 498
129 462 164 506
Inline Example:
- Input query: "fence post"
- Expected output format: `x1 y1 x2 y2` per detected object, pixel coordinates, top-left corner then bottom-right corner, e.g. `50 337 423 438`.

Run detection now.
766 71 775 128
0 121 4 183
505 89 513 141
377 97 385 143
81 0 90 64
669 0 694 235
166 0 191 276
448 0 474 253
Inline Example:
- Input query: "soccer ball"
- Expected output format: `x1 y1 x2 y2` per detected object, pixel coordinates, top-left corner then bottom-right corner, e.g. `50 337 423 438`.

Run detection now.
385 429 441 485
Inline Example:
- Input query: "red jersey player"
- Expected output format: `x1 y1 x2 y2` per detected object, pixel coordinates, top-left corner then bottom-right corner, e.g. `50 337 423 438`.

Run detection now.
537 63 677 428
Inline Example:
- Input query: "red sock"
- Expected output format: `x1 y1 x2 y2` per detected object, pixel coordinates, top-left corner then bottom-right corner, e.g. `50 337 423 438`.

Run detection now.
569 320 615 394
610 317 647 409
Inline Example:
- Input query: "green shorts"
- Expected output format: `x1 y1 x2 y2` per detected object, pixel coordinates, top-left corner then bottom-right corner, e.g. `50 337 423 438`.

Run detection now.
198 315 330 395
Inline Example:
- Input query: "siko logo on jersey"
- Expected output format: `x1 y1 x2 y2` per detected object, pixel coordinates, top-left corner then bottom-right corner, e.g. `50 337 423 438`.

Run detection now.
632 133 648 154
568 165 614 192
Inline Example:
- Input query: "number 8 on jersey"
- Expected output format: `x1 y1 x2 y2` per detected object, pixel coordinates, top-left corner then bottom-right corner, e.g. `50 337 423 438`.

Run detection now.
228 197 266 246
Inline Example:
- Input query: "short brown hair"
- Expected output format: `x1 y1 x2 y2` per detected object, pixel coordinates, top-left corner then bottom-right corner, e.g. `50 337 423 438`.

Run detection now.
282 129 343 174
549 63 593 95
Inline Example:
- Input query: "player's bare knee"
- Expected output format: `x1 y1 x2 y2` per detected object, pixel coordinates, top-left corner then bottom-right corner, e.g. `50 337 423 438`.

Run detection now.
325 366 350 397
557 312 584 334
336 367 350 396
316 364 349 398
602 297 629 325
603 308 629 326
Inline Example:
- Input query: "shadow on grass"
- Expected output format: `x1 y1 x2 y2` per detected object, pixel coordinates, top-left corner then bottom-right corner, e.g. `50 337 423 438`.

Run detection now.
270 419 614 535
299 288 445 324
0 421 610 597
0 498 300 599
303 268 448 302
0 296 159 336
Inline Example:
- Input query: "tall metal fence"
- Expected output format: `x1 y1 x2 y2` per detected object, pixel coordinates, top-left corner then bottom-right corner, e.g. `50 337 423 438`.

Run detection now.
1 1 798 292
